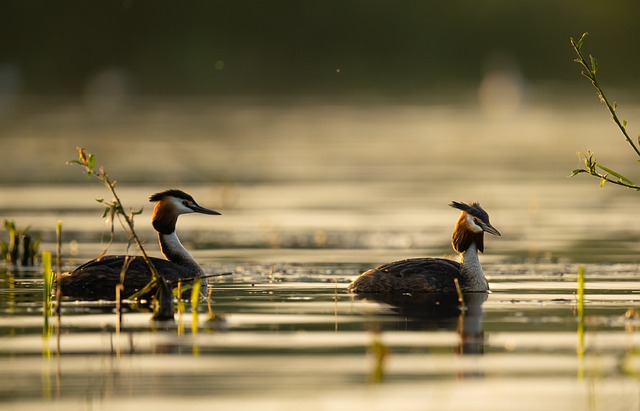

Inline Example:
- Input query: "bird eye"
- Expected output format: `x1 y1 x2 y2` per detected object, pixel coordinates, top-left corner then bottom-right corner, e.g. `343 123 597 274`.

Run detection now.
182 200 189 206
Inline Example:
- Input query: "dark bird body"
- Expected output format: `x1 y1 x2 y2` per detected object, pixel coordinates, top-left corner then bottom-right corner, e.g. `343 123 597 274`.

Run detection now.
62 255 192 300
59 189 220 301
348 202 500 295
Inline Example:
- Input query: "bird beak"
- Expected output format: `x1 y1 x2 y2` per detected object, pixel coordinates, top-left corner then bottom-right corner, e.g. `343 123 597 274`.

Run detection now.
481 223 501 236
190 204 221 215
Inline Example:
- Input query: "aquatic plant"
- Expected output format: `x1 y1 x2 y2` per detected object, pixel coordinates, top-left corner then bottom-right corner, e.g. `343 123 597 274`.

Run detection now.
191 278 202 355
54 221 62 316
191 277 201 325
367 330 388 384
1 219 41 266
42 251 54 335
68 147 174 321
205 284 226 325
577 265 585 379
570 33 640 191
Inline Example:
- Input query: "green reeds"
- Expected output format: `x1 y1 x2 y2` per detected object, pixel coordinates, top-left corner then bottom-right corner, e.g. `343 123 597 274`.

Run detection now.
191 277 202 331
1 220 19 264
43 227 62 398
191 278 202 355
42 251 54 335
577 266 585 324
577 265 586 379
1 219 41 266
368 330 388 384
55 221 62 316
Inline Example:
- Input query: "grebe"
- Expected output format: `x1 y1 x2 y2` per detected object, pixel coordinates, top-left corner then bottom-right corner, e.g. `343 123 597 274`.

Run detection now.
348 201 500 294
60 189 220 300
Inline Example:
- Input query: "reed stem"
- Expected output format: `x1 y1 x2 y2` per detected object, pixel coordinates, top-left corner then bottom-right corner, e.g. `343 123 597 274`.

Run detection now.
68 147 174 321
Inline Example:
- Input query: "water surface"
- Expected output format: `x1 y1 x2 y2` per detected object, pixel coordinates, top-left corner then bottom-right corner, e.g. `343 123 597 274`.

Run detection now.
1 100 640 410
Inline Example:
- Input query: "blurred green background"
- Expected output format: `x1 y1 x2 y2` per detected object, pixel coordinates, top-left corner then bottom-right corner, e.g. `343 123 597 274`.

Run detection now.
2 1 639 97
2 1 640 190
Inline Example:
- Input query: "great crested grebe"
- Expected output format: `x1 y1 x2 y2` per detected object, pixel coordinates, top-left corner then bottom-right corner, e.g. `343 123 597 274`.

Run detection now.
60 189 220 300
348 201 500 295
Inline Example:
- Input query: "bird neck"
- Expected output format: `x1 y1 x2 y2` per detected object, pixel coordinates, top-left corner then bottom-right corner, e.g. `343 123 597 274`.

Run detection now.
152 201 179 234
459 243 489 292
158 232 203 276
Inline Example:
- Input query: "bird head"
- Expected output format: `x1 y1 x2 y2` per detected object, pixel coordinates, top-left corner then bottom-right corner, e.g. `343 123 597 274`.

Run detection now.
150 189 220 234
449 201 500 253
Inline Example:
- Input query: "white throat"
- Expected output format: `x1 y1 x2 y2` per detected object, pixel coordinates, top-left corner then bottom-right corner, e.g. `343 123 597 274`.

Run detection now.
460 243 488 291
158 232 203 276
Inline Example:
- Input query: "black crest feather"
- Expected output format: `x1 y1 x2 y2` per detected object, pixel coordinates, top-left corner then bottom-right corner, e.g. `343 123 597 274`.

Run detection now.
449 201 491 224
149 189 195 203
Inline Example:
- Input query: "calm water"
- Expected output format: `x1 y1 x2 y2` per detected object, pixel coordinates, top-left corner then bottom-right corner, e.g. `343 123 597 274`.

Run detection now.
1 99 640 410
3 259 640 410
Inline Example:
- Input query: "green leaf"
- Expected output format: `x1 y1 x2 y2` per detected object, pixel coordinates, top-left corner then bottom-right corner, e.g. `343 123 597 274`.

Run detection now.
590 55 598 74
571 169 587 176
600 177 606 187
191 278 202 311
4 220 15 231
595 164 634 184
577 32 588 50
173 284 192 296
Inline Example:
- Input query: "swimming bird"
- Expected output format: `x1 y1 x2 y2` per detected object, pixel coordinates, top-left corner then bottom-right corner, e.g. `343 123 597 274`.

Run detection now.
59 189 220 301
348 201 500 295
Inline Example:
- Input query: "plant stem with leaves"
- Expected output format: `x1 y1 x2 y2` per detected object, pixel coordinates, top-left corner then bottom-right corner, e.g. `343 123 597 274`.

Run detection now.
570 33 640 191
68 147 174 321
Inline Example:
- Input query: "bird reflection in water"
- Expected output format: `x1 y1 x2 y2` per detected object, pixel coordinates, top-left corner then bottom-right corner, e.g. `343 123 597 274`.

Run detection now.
356 291 487 355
